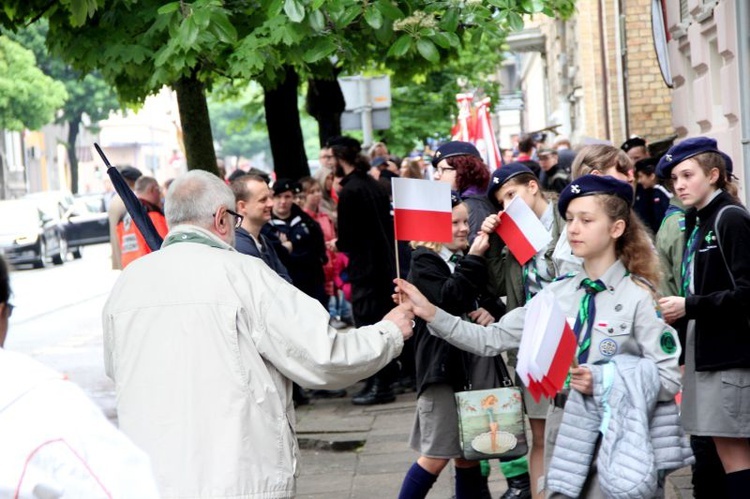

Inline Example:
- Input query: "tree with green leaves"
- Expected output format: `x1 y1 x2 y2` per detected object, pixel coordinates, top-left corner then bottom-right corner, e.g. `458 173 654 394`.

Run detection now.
6 21 120 194
0 35 66 131
0 0 575 180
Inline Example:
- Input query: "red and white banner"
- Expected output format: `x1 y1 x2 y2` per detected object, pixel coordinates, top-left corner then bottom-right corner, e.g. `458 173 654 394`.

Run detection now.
453 93 476 143
517 292 577 402
495 196 552 265
475 98 503 170
391 178 452 243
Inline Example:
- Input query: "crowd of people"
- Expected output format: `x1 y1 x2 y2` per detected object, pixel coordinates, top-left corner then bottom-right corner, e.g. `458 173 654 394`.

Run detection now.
3 131 749 499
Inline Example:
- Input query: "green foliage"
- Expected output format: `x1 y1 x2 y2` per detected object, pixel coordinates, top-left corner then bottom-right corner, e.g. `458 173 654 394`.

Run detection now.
381 31 505 154
0 36 67 130
6 20 120 127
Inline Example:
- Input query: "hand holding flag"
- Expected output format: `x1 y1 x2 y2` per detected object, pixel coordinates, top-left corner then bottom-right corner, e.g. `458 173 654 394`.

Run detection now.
495 196 552 265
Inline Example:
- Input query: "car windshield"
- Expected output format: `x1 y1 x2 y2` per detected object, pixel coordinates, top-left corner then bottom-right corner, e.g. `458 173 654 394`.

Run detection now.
0 201 41 234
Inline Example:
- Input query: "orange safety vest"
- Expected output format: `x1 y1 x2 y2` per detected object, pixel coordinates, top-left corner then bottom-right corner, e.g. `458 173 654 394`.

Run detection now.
116 201 169 269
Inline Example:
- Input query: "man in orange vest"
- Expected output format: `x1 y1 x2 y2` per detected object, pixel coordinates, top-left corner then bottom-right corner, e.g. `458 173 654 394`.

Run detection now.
117 176 169 268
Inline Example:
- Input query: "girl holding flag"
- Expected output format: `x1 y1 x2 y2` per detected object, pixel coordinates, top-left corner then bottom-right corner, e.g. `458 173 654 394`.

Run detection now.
482 162 567 499
657 138 750 499
395 175 682 497
398 192 498 499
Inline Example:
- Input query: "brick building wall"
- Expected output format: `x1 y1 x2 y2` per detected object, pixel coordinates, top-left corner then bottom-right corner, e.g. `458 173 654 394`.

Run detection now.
517 1 675 147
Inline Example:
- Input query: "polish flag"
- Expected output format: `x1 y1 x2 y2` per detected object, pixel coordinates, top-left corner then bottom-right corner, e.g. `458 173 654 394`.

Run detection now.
495 195 552 265
517 293 577 402
392 178 452 243
475 98 503 170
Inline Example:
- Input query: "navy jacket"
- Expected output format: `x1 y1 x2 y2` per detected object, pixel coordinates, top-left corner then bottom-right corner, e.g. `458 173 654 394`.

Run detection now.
234 227 292 283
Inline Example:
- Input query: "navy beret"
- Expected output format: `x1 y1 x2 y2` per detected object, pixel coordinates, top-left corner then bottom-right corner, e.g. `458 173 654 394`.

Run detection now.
620 136 646 152
432 141 481 167
272 178 301 196
450 190 463 208
655 136 725 179
558 174 634 217
487 162 536 205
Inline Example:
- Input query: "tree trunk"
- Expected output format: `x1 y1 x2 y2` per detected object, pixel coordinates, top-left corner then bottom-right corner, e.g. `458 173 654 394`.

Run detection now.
66 114 81 194
264 66 309 180
173 72 218 176
306 75 346 147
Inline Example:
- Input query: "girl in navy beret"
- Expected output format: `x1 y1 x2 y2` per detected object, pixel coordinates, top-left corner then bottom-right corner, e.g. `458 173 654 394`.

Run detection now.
658 141 750 498
397 196 496 498
396 175 683 497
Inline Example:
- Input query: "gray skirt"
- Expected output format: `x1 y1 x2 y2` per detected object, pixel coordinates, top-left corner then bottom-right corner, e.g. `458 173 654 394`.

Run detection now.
409 383 462 459
681 320 750 437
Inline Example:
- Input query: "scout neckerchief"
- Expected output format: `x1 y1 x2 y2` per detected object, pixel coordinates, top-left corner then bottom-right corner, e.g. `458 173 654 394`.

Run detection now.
680 221 701 297
573 278 607 363
522 262 541 303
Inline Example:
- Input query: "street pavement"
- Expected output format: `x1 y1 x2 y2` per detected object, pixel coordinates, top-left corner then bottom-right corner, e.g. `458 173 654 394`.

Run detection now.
295 387 695 499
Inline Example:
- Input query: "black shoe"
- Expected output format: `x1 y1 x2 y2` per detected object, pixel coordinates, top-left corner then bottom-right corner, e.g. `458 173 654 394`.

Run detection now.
351 381 395 405
311 389 347 398
352 378 374 398
500 474 531 499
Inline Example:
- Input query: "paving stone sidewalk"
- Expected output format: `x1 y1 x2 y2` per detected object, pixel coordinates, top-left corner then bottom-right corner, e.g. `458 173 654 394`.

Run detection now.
294 387 694 498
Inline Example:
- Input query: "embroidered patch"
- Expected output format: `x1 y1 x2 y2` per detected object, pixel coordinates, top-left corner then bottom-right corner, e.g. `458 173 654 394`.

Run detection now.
599 339 618 357
570 184 581 194
704 230 716 244
660 331 678 354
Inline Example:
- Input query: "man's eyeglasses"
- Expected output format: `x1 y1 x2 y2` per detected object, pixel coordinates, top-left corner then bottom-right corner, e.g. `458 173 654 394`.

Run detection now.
214 208 244 229
437 165 456 175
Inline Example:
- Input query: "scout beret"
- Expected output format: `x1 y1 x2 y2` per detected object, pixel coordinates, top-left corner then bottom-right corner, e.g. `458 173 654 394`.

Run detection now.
655 136 725 179
272 178 301 196
487 162 536 206
620 136 647 152
432 141 482 167
558 174 634 217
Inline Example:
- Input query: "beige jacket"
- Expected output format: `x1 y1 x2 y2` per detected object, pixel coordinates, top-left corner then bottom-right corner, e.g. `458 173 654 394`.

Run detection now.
103 225 404 498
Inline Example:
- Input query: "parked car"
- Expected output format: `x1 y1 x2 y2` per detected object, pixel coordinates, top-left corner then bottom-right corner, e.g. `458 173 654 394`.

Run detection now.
0 199 67 268
23 190 109 259
65 194 110 255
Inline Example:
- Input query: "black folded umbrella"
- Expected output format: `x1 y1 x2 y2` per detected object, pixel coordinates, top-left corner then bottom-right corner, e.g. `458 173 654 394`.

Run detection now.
94 143 164 252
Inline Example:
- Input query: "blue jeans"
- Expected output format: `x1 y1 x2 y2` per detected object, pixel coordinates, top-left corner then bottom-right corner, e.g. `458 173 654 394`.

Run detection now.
328 290 352 320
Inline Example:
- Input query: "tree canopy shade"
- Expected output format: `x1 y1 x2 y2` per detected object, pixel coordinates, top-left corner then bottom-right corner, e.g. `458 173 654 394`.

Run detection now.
0 36 67 131
6 21 120 193
0 0 576 178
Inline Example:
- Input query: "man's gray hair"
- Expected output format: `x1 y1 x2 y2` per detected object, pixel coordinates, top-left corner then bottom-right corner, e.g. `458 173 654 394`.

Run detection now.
165 170 234 229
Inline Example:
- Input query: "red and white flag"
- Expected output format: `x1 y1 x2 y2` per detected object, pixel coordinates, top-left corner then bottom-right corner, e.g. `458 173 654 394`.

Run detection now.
517 292 577 402
392 178 452 243
475 98 503 170
495 195 552 265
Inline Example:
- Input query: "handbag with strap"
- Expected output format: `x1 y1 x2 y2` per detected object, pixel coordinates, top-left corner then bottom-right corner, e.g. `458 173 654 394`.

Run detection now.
454 354 528 460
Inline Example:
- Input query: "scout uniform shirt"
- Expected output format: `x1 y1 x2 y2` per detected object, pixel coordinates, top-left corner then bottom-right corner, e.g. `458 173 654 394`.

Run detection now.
427 259 682 401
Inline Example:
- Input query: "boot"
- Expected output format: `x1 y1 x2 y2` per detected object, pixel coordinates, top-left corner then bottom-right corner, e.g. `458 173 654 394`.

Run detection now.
351 378 395 405
500 473 531 499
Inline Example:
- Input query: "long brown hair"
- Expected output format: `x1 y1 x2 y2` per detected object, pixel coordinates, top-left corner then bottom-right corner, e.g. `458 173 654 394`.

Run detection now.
598 194 661 287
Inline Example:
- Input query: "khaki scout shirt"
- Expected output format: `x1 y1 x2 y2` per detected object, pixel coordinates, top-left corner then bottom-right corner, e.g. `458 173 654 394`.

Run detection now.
428 259 682 401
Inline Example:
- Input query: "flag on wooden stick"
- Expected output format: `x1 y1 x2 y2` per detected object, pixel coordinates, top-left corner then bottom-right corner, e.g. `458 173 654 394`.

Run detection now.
391 178 452 243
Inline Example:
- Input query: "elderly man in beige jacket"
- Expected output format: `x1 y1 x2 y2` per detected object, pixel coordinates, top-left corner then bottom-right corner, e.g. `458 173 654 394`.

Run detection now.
103 170 414 499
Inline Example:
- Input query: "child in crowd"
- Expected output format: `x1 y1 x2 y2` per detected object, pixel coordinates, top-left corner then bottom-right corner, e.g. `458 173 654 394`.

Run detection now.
396 175 683 497
482 163 566 498
634 157 671 235
398 193 495 499
657 137 750 499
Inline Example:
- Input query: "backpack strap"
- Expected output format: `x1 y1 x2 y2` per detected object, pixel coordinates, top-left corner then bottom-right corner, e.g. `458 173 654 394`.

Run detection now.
714 205 750 289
